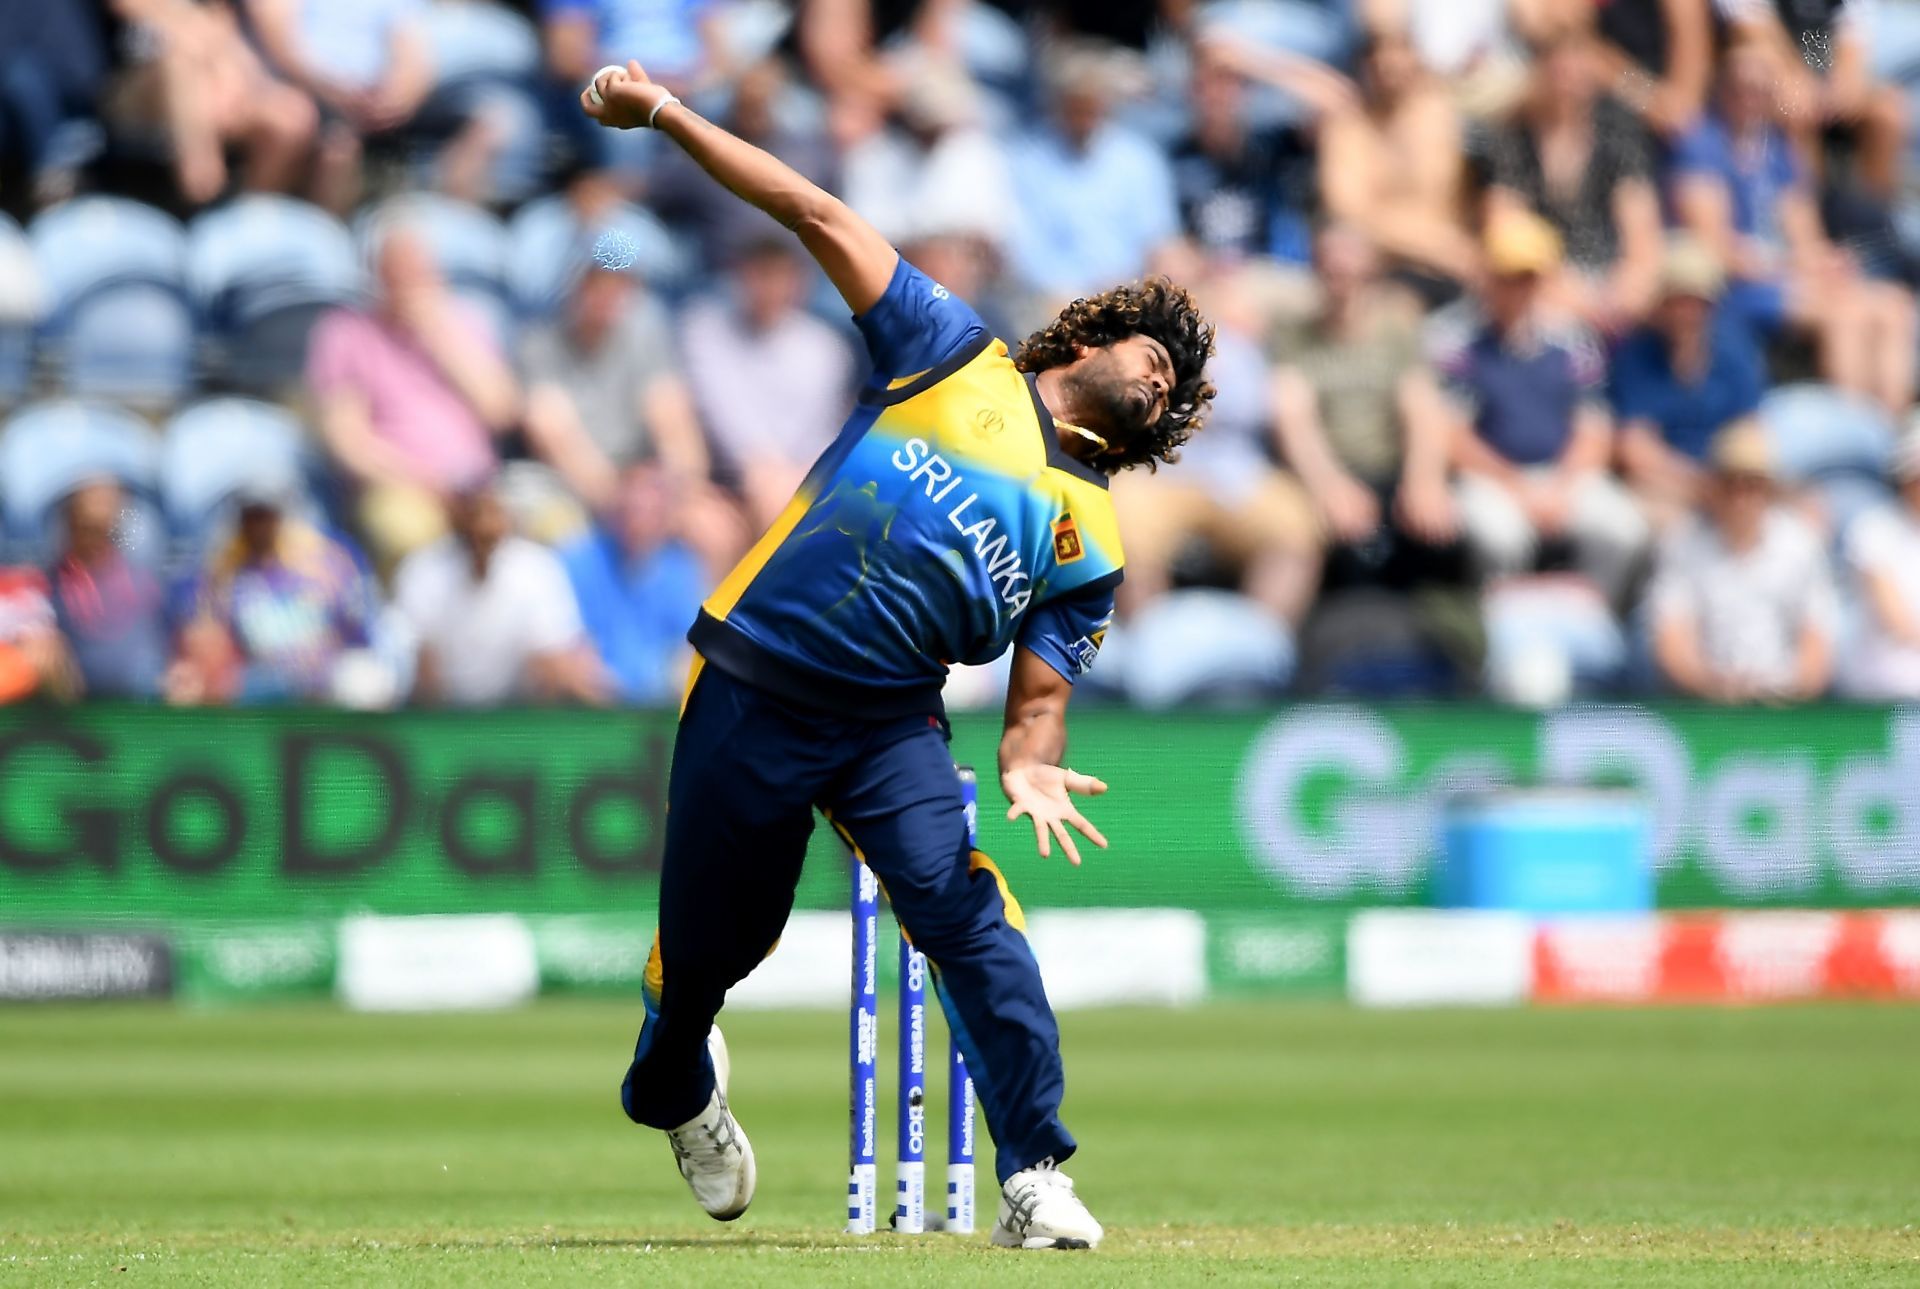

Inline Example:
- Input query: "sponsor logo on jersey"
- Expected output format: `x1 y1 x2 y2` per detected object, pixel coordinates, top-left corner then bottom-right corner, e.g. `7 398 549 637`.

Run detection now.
1067 623 1108 675
1052 514 1084 564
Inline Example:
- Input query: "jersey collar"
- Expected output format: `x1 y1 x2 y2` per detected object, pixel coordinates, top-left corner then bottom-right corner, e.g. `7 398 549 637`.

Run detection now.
1024 373 1111 490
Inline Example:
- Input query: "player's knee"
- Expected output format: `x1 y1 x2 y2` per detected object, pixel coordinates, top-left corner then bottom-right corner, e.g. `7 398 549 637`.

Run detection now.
904 864 1025 957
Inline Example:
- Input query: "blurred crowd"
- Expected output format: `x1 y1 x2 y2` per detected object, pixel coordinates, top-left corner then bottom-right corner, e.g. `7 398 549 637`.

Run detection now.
9 0 1920 709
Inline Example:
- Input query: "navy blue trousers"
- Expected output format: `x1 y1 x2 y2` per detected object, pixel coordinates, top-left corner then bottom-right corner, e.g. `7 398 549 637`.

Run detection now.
619 663 1076 1183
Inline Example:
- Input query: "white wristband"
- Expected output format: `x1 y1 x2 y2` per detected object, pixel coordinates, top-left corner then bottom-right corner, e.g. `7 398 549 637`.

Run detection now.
648 94 681 129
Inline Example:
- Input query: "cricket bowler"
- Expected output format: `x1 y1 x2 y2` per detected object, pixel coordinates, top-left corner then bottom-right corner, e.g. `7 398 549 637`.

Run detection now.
583 58 1214 1250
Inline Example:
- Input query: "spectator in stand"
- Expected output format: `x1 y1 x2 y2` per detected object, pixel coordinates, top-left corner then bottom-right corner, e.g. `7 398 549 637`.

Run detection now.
1436 212 1649 599
1717 0 1906 201
1270 223 1462 595
1670 39 1915 413
1649 419 1835 702
1170 35 1353 267
679 235 856 530
173 481 377 704
1485 20 1664 331
1841 421 1920 700
0 0 109 204
1612 235 1768 528
562 461 707 705
394 480 606 707
0 565 74 704
1007 44 1179 300
307 226 520 567
104 0 318 206
1365 0 1531 120
521 261 710 511
46 481 165 701
1592 0 1714 138
246 0 494 213
1318 21 1481 300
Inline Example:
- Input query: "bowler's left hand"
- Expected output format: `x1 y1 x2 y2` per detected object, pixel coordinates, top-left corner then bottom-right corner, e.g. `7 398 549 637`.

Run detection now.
1003 764 1109 866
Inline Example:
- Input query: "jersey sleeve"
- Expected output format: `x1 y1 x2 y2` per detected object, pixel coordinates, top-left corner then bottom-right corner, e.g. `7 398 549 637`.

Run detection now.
852 257 989 386
1016 572 1120 684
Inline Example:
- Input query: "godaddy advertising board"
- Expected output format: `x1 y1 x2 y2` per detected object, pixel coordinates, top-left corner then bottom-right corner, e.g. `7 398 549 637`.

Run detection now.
2 704 1918 924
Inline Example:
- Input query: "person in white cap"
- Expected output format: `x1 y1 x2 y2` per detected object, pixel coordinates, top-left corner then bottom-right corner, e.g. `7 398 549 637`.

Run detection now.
1648 420 1836 703
1840 421 1920 700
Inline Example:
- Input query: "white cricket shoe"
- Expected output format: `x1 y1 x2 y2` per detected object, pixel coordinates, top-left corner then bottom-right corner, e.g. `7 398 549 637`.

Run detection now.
990 1163 1103 1249
664 1027 756 1221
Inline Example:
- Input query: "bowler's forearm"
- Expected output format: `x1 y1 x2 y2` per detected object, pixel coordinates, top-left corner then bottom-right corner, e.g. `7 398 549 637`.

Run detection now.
999 704 1067 780
651 101 895 310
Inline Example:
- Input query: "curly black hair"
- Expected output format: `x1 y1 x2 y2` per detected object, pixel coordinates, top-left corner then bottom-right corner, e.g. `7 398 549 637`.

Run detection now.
1011 278 1216 472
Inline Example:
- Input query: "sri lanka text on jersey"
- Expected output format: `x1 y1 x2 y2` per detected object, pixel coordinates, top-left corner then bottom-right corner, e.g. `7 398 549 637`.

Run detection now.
889 437 1033 616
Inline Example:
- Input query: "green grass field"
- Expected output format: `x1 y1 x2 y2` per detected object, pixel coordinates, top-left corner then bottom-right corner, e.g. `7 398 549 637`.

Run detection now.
3 1000 1919 1286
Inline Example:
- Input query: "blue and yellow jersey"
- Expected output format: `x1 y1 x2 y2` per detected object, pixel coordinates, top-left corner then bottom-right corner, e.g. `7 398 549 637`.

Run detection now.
689 259 1122 718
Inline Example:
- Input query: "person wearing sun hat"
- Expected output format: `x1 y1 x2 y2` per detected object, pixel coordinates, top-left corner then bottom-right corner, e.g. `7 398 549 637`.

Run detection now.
1612 235 1768 529
1647 420 1837 704
1434 209 1648 600
1839 419 1920 700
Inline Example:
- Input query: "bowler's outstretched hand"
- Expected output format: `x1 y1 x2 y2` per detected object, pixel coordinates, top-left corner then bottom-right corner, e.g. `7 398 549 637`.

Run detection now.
581 59 672 129
1003 764 1109 866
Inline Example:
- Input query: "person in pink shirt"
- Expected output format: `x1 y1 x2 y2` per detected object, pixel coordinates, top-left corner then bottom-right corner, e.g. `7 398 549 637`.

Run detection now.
306 226 520 565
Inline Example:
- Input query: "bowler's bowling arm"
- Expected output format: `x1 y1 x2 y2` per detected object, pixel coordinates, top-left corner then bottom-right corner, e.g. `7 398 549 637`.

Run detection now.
588 63 897 313
998 647 1109 866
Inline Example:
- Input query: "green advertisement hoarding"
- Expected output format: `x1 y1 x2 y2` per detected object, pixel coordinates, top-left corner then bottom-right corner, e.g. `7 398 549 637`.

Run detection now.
0 703 1916 926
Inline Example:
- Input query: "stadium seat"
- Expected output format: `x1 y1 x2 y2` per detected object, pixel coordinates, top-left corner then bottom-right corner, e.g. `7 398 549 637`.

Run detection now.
161 398 315 546
1482 576 1628 706
1759 383 1894 481
0 212 40 407
357 194 514 346
506 194 690 317
29 197 194 408
1814 473 1895 545
0 401 164 563
187 196 364 396
1870 0 1920 85
421 0 539 85
1105 589 1296 709
1200 0 1354 65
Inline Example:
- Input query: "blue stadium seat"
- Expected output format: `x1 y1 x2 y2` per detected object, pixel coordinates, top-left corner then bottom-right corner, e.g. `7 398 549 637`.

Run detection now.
187 196 364 395
1815 473 1896 545
161 398 314 546
507 194 689 317
29 196 186 312
29 198 194 407
422 0 539 85
0 212 39 406
0 401 164 563
1199 0 1354 66
1870 0 1920 85
1758 383 1895 480
357 194 513 345
1105 589 1296 708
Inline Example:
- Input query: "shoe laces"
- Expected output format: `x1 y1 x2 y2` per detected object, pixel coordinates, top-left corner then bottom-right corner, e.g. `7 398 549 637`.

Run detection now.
1011 1166 1076 1202
668 1097 740 1175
